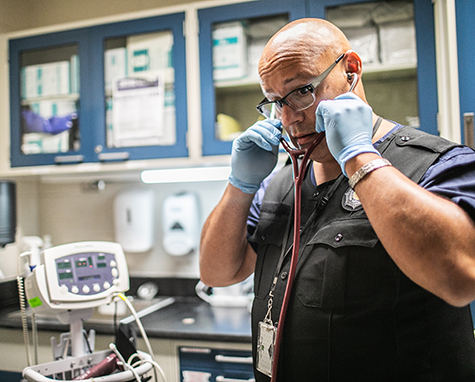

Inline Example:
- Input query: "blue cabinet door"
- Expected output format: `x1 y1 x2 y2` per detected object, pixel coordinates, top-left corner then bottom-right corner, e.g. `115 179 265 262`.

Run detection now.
307 0 439 136
0 371 23 382
90 13 188 162
9 28 93 167
9 13 188 167
199 0 307 157
456 0 475 146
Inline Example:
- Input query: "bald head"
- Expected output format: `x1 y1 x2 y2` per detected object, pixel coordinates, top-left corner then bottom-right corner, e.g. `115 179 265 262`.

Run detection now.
258 18 351 79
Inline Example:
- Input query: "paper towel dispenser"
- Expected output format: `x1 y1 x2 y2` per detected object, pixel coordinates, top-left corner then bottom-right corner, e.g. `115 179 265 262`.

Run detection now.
114 188 154 253
162 192 200 256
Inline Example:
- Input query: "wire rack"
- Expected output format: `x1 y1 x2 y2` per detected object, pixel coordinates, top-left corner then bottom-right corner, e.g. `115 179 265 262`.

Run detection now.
22 349 153 382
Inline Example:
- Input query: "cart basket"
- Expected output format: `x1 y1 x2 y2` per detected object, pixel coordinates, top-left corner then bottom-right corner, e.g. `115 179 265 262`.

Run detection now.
23 349 153 382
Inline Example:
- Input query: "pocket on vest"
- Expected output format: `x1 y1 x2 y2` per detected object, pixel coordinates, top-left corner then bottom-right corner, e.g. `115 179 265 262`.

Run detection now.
296 218 380 309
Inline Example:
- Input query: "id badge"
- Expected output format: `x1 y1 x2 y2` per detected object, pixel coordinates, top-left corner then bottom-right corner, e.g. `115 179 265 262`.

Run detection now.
256 321 277 377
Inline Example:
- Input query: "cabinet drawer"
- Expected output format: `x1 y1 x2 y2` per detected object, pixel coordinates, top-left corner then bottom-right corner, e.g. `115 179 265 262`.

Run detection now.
179 347 254 382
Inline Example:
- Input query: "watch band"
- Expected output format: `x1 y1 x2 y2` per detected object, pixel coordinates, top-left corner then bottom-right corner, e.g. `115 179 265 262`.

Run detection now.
348 158 392 189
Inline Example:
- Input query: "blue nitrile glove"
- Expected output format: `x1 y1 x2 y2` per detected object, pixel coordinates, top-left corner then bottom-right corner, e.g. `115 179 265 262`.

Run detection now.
229 119 282 194
22 109 74 135
315 92 380 176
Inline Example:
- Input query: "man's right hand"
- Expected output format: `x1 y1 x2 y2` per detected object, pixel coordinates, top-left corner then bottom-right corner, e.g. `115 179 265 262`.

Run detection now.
229 119 282 194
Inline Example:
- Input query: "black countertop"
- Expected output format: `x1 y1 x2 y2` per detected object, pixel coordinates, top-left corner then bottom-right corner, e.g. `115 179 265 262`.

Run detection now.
136 296 252 342
0 278 252 344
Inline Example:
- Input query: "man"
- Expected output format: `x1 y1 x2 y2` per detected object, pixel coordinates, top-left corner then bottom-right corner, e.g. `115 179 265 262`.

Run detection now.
200 18 475 381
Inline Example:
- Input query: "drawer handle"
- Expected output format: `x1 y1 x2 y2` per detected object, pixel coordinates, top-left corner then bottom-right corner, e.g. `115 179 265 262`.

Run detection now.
216 377 255 382
98 152 130 161
54 155 84 164
215 355 253 364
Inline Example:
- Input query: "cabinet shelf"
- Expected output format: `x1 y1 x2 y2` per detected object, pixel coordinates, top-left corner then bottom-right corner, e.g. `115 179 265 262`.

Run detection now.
363 62 417 81
214 62 418 92
21 93 80 104
214 77 261 90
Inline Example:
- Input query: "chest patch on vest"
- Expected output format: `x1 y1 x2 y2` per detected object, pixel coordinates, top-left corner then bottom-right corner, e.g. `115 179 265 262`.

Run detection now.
342 187 363 211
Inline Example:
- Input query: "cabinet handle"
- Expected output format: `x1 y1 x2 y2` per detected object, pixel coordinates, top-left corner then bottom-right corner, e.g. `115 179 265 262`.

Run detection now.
54 155 84 164
98 152 130 161
215 355 253 364
464 112 474 149
216 377 255 382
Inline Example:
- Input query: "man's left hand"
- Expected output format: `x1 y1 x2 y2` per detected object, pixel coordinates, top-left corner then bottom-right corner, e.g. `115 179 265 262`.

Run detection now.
315 92 380 176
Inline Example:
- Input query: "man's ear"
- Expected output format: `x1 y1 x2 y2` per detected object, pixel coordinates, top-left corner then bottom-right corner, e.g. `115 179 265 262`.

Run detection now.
344 50 363 78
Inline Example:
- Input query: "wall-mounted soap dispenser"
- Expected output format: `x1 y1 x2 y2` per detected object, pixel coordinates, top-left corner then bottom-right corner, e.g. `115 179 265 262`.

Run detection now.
114 188 154 253
162 192 200 256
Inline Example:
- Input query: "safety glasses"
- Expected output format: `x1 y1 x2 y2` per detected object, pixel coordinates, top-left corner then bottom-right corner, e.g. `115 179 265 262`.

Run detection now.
256 53 345 119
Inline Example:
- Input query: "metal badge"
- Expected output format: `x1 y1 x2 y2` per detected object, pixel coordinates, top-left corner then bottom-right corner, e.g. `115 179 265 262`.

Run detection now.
256 321 277 377
342 187 363 211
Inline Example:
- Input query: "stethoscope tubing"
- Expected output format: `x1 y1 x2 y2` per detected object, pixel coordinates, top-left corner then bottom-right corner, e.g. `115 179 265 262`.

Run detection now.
269 73 358 380
270 135 321 381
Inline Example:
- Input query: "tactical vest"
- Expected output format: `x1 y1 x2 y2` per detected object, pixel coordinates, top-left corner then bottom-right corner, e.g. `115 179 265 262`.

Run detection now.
249 126 475 381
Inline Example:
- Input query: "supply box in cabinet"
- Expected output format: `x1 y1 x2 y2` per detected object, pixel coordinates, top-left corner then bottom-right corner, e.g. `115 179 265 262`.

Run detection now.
212 21 247 81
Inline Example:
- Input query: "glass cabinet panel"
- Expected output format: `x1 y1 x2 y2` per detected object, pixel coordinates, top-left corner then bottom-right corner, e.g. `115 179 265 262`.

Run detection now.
326 0 420 129
199 0 307 156
104 30 176 149
212 15 288 142
19 44 79 155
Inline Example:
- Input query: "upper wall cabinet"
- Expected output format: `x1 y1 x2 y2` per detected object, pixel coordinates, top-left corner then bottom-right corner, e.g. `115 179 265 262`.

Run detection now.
308 0 438 136
198 0 306 156
9 12 187 167
199 0 438 159
10 29 88 167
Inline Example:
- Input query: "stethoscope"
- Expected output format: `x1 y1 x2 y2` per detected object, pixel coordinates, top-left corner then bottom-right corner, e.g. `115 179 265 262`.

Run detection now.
269 73 359 381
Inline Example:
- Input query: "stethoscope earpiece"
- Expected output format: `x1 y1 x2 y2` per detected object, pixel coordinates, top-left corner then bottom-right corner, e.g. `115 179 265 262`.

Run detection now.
348 73 358 92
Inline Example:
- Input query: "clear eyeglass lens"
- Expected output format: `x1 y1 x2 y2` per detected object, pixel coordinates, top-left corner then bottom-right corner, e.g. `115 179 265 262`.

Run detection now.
258 86 316 118
259 103 273 118
286 88 315 111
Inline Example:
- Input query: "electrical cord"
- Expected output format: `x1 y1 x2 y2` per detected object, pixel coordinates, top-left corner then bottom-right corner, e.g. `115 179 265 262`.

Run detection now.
131 358 167 382
17 251 32 367
113 299 118 335
117 292 168 382
82 324 93 354
17 274 31 366
109 343 169 382
117 293 155 360
109 343 141 382
32 312 38 365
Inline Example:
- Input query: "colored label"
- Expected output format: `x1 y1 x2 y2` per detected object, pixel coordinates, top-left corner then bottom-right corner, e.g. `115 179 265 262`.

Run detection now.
28 297 43 308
